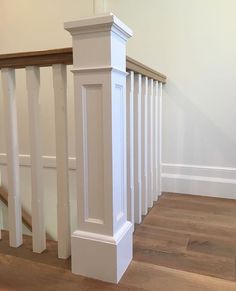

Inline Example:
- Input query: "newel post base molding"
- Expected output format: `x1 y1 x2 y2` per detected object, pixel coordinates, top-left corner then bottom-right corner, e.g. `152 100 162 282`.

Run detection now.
65 14 133 283
71 222 132 283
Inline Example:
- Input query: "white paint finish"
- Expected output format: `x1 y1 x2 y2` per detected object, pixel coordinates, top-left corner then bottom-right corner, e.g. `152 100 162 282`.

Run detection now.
149 79 154 203
83 84 104 224
162 163 236 179
93 0 107 15
162 163 236 199
112 78 127 231
1 68 23 248
65 14 132 283
147 79 154 207
52 64 71 259
26 66 46 253
133 74 142 223
71 221 132 284
158 82 163 197
162 174 236 200
64 13 133 38
141 77 148 215
64 14 133 70
153 81 159 201
126 71 134 229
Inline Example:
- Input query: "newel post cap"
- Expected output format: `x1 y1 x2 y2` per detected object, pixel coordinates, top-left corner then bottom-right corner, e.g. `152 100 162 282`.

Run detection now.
64 13 133 39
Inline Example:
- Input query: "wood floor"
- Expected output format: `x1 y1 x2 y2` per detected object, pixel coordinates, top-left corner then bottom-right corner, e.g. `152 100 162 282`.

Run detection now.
1 192 236 290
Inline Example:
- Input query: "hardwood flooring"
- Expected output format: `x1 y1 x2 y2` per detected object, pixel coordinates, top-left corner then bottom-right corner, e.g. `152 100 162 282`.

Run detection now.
1 192 236 290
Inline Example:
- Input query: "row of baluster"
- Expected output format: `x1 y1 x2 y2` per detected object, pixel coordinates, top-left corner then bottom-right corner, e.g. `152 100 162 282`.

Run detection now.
126 71 163 227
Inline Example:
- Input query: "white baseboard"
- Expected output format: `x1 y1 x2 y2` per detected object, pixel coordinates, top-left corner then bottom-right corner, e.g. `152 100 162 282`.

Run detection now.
0 153 76 170
162 163 236 199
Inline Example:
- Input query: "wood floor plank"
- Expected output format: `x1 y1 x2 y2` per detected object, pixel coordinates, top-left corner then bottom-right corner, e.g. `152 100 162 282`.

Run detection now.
157 196 236 217
133 246 236 281
162 192 236 207
149 206 236 228
0 250 236 291
121 261 236 291
134 224 189 252
187 235 236 258
143 214 236 239
0 253 141 291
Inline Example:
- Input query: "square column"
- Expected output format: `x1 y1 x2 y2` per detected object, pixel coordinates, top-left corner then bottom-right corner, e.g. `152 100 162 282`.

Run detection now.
65 14 133 283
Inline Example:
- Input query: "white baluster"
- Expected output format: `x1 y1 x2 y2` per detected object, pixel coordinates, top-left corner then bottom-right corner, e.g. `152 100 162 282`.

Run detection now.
65 14 133 283
52 64 71 259
1 68 22 247
126 71 134 230
133 74 142 223
26 66 46 253
153 81 159 201
141 76 148 215
147 79 154 207
158 82 163 197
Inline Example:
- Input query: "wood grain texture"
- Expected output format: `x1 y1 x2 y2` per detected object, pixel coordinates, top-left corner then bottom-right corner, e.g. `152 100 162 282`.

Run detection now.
0 48 167 83
0 230 236 290
134 192 236 282
1 193 236 290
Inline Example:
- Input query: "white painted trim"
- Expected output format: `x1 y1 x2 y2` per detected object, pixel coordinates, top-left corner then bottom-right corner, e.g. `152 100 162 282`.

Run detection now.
73 221 132 245
162 163 236 199
0 153 76 170
162 163 236 179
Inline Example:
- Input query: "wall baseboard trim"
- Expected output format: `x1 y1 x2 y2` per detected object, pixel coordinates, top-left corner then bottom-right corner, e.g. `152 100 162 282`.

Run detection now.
0 153 76 170
162 163 236 199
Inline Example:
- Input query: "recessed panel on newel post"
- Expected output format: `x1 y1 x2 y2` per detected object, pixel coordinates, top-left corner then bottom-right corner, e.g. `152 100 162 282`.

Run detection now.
65 14 133 283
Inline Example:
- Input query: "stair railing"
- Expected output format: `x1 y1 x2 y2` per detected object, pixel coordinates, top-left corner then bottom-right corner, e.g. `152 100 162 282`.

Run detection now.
0 13 166 283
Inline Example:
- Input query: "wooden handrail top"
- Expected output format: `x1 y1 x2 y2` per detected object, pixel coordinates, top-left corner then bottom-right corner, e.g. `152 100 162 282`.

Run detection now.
0 48 166 83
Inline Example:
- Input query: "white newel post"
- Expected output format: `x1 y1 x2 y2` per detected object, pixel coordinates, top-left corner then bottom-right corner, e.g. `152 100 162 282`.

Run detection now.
65 14 133 283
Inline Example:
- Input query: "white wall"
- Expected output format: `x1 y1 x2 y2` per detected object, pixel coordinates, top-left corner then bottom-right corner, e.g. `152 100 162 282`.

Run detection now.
106 0 236 197
1 0 236 237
